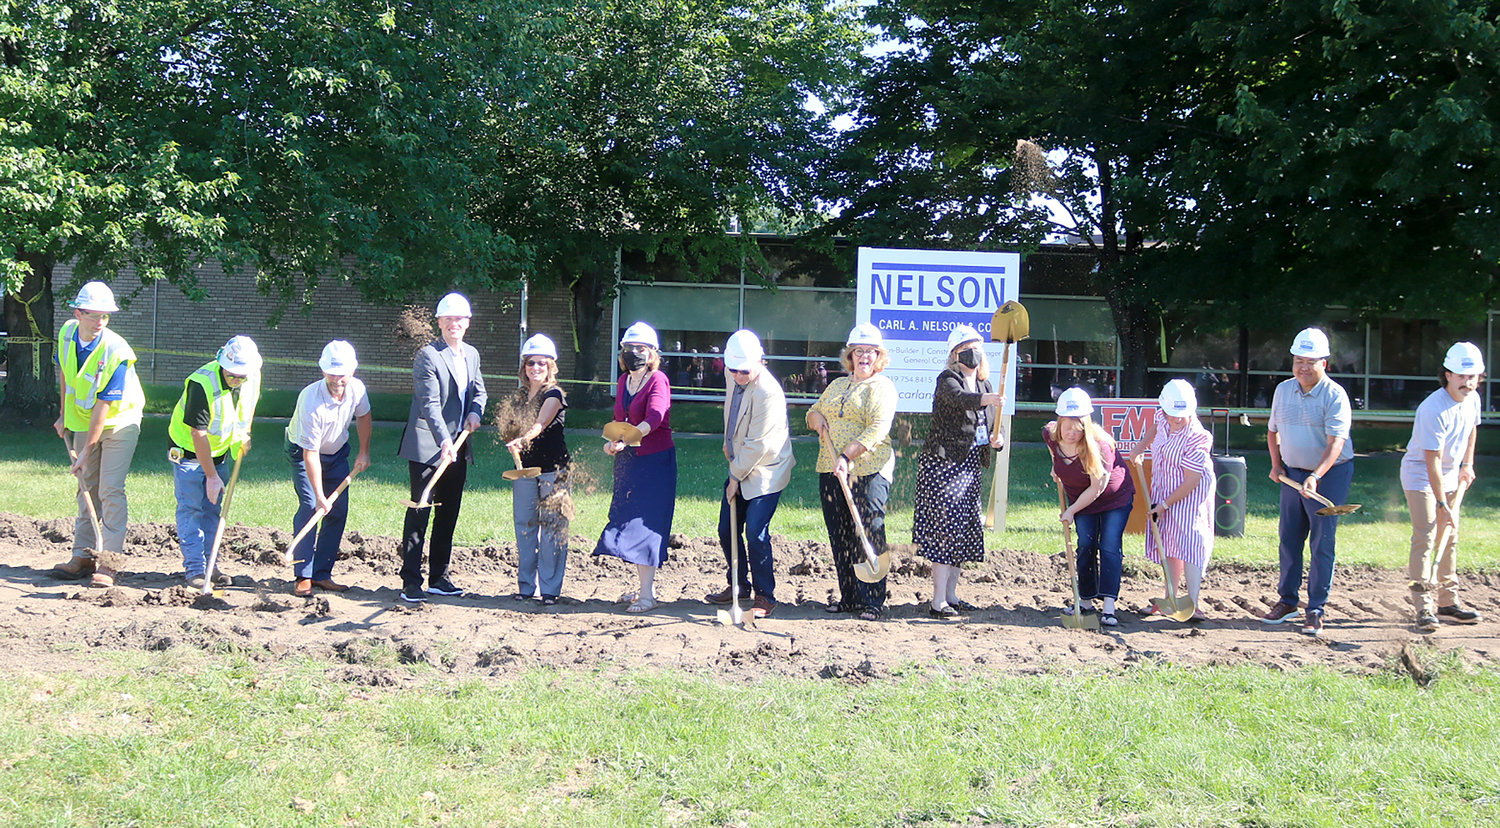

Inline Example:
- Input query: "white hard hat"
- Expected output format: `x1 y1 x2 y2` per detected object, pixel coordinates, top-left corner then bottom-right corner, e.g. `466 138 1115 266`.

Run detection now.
846 323 883 348
218 335 263 375
1290 327 1331 359
619 321 659 349
521 333 558 360
434 292 472 318
1158 378 1197 416
946 324 983 353
723 330 764 371
70 281 120 314
1443 341 1485 375
1055 387 1094 417
318 340 358 376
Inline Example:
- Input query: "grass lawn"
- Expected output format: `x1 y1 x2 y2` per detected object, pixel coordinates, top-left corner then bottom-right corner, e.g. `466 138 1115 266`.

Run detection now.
3 416 1499 572
2 650 1497 827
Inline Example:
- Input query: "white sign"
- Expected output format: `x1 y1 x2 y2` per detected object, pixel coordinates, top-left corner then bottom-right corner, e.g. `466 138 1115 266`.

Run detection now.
856 247 1022 414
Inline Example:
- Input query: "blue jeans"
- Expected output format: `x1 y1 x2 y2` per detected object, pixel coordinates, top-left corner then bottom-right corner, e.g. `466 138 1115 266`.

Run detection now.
288 442 351 581
718 480 782 602
513 470 569 598
173 454 227 578
1278 460 1354 613
1074 503 1129 601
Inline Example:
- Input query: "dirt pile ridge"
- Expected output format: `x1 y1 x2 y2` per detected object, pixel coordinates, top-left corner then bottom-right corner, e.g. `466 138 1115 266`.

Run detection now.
2 511 1496 683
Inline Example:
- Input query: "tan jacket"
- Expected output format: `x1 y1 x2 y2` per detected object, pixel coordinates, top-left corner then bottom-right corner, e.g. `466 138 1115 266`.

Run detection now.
723 369 796 499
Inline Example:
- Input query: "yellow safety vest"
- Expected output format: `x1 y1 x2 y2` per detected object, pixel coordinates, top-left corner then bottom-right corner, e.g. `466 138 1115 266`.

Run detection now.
168 361 260 460
56 320 145 432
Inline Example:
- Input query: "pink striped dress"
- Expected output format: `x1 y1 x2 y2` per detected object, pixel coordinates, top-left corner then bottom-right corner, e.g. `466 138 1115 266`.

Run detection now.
1143 409 1215 569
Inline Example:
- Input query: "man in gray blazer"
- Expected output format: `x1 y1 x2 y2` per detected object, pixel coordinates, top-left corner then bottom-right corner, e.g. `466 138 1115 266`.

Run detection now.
398 293 487 603
707 330 795 618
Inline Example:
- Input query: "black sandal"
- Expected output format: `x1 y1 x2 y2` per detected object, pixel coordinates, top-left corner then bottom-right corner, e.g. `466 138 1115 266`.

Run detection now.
858 607 883 622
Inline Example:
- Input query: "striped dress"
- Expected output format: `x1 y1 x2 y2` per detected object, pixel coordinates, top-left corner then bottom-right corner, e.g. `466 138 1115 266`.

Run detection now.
1143 409 1215 569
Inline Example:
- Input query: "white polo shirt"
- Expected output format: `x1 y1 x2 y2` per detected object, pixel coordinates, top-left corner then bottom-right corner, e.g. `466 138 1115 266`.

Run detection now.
287 377 371 455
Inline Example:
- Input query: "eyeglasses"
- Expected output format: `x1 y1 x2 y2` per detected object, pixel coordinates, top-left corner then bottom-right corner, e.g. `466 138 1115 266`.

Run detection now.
727 368 751 376
850 347 880 357
524 359 550 368
223 372 247 384
622 344 652 354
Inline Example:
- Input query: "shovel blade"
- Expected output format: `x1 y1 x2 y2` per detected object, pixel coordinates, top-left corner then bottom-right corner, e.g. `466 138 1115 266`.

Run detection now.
1062 610 1100 631
989 300 1031 343
1167 597 1197 622
853 551 891 583
1317 504 1361 516
716 606 754 628
399 499 441 509
502 471 522 480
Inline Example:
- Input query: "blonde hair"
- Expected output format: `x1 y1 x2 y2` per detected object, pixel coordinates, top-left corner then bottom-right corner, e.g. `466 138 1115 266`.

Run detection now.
840 345 891 375
1057 416 1115 479
944 343 990 382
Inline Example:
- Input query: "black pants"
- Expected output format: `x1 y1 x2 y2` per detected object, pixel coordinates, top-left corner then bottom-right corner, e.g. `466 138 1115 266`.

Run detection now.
819 472 889 612
400 459 468 588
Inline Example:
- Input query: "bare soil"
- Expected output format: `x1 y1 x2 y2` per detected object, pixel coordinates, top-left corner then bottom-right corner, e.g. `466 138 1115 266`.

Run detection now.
2 511 1497 684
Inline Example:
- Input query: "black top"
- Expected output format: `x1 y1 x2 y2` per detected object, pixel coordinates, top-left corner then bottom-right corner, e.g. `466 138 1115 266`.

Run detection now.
177 368 240 461
921 368 993 465
518 386 569 472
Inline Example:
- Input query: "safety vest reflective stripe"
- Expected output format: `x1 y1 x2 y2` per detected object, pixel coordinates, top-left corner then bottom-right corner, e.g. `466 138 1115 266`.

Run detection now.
55 320 145 432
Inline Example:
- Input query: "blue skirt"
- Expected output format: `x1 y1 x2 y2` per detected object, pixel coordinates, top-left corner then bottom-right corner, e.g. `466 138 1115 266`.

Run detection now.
593 446 676 567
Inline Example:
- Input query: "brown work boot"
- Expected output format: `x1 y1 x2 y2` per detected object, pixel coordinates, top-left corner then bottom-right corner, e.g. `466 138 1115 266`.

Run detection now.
51 555 95 579
312 579 349 592
90 566 117 588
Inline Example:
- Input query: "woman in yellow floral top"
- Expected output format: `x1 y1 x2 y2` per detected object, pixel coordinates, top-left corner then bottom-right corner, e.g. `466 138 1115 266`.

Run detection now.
806 323 897 620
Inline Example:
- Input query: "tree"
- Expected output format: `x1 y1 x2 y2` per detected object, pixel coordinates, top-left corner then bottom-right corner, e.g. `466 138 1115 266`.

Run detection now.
820 0 1208 395
1 1 534 419
1145 0 1500 330
478 0 866 390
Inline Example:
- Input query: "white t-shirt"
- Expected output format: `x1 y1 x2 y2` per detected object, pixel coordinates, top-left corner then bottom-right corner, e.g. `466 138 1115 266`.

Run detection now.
1399 387 1480 493
287 377 371 455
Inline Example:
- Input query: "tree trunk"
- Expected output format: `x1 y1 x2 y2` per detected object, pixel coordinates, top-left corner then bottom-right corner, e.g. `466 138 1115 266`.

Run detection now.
1108 296 1153 397
568 250 619 407
2 252 57 424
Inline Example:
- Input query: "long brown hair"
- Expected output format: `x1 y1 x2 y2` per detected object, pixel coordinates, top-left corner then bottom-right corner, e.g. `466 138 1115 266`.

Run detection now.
1055 415 1115 479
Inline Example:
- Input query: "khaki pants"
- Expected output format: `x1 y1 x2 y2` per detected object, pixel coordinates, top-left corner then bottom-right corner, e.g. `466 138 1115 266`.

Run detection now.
1406 488 1465 612
67 424 140 557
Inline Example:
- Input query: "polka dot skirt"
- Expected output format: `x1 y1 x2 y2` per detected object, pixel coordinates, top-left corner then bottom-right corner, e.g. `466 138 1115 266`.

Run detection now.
912 445 986 565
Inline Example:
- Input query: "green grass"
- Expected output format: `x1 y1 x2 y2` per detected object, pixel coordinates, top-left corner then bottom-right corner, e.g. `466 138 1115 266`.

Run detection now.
3 416 1499 571
2 651 1497 827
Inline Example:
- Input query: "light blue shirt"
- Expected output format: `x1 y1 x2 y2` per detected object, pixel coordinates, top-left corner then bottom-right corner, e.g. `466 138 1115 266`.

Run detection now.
1268 374 1353 470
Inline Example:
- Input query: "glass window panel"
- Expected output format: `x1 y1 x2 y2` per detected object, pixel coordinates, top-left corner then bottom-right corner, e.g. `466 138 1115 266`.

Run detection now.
618 284 740 334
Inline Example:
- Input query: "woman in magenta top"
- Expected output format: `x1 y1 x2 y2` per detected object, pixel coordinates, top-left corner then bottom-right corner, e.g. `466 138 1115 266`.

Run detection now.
594 321 676 613
1043 388 1135 626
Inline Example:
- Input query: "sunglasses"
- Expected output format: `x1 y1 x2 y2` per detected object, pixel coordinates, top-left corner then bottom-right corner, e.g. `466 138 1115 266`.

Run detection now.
622 344 652 354
524 359 550 368
727 368 751 376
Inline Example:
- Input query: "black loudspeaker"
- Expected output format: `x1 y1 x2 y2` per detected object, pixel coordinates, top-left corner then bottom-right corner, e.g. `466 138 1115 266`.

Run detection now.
1211 455 1247 538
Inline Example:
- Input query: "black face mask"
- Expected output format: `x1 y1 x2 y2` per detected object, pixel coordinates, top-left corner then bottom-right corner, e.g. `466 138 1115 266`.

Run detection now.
622 350 648 372
956 348 982 368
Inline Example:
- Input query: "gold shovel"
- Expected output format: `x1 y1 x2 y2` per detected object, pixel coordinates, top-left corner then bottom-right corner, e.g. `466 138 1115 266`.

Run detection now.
63 441 105 562
502 445 542 481
602 421 644 447
1128 458 1196 621
820 433 889 583
1276 474 1361 516
1056 481 1100 631
984 300 1029 528
399 429 470 508
283 470 359 566
715 497 754 628
201 448 246 596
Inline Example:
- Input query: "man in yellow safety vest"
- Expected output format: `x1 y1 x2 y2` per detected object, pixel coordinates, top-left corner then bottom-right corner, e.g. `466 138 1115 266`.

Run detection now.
51 281 146 588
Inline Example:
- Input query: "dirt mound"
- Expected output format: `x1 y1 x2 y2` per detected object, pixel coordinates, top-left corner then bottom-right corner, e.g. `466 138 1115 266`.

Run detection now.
2 511 1498 682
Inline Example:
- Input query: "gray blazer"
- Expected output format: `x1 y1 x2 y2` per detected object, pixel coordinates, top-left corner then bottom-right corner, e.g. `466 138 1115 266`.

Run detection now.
398 340 487 466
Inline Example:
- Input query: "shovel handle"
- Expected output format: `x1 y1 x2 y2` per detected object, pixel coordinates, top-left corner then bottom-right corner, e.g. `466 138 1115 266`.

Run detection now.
202 449 246 595
1276 474 1338 509
285 470 359 563
821 432 879 567
413 429 471 506
63 439 106 549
